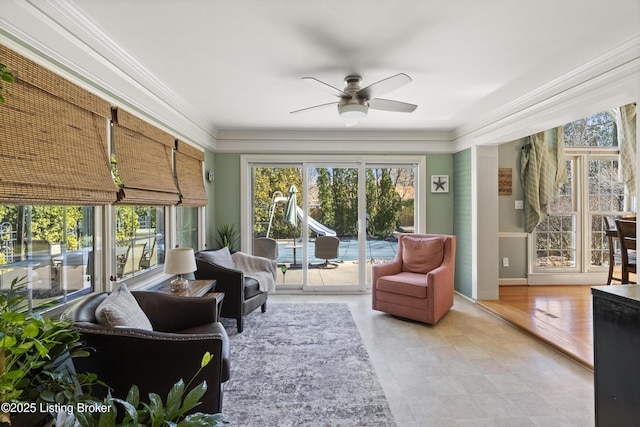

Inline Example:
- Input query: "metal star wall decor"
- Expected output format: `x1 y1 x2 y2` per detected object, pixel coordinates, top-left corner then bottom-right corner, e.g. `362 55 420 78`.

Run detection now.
431 175 449 193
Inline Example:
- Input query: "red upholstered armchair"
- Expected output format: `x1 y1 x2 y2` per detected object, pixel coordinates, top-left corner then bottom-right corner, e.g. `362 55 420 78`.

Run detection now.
372 233 456 325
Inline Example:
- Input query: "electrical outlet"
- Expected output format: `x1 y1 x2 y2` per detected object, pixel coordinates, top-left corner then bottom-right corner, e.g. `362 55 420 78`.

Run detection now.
515 200 524 210
502 257 509 267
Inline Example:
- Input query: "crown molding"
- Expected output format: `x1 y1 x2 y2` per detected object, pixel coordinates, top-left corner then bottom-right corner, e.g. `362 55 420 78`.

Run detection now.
214 129 456 153
0 0 217 150
453 33 640 146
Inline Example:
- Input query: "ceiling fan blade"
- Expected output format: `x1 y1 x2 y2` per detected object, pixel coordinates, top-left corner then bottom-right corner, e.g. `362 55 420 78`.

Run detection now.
357 73 412 100
368 98 417 113
290 101 339 115
302 77 349 98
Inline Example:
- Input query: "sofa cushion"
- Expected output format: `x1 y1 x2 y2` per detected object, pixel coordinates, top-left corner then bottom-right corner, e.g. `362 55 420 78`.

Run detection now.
95 284 153 331
401 236 443 274
197 247 235 270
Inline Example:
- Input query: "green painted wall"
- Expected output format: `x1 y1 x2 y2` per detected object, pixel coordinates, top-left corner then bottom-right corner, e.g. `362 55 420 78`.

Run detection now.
425 154 454 234
210 152 242 248
453 149 472 297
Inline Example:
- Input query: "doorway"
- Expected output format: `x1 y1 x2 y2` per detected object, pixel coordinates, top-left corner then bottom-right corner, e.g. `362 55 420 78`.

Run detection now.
243 155 424 292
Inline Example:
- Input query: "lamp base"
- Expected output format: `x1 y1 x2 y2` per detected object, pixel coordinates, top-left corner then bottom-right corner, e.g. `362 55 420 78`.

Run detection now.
169 276 188 292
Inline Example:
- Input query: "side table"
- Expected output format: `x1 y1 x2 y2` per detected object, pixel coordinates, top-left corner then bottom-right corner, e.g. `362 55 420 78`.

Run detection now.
156 279 215 297
206 292 225 321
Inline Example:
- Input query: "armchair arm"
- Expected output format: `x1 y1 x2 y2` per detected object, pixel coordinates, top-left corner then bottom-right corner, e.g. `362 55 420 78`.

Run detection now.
195 258 245 316
132 291 218 332
425 236 456 323
371 257 402 285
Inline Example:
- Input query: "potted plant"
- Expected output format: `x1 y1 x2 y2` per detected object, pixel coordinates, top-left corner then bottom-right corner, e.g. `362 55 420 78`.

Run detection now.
55 352 228 427
0 276 90 426
215 224 239 252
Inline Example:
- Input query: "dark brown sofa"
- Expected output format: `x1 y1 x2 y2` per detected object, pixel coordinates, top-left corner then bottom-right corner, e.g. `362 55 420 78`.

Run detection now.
63 291 230 414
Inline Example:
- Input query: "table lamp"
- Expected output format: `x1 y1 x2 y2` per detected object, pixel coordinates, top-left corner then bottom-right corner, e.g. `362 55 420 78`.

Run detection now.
164 248 197 292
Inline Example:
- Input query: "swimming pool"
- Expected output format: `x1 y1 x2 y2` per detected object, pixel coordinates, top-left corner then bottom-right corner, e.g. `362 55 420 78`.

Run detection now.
274 238 398 264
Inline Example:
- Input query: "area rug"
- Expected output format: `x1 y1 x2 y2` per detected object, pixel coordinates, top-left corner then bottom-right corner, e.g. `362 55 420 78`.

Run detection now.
220 303 396 426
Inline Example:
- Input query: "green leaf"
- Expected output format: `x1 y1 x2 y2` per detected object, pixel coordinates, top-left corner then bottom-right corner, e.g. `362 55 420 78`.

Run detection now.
126 384 140 408
180 381 207 415
40 389 56 402
22 321 40 338
112 398 139 424
97 402 117 427
0 334 17 347
165 378 185 419
147 393 165 425
2 368 25 379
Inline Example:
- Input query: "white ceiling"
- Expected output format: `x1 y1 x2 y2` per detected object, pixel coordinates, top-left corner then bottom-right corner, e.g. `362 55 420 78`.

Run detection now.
1 0 639 142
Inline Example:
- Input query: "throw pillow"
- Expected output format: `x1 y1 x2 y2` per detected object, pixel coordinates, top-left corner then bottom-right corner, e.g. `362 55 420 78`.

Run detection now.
95 284 153 331
197 247 236 270
401 235 444 274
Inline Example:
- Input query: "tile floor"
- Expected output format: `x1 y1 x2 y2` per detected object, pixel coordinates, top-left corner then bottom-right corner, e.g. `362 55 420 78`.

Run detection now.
269 292 594 426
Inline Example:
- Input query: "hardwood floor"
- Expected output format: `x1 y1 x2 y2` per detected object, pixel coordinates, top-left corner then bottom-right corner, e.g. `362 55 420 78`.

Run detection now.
478 285 597 370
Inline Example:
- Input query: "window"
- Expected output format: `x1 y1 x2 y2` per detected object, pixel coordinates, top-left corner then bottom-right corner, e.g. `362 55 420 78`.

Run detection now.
0 205 94 310
533 108 635 273
115 206 165 279
176 206 199 250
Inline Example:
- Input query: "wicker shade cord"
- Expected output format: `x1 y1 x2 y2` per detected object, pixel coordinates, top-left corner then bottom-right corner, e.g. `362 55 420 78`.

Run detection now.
175 140 208 207
112 108 180 205
0 44 118 205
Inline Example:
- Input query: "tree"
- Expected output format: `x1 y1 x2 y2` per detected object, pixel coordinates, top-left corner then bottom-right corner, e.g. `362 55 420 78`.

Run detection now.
366 168 401 238
252 168 302 239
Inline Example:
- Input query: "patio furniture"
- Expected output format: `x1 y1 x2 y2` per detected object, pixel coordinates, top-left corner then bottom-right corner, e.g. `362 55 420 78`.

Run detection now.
314 235 340 268
253 237 279 260
372 233 456 325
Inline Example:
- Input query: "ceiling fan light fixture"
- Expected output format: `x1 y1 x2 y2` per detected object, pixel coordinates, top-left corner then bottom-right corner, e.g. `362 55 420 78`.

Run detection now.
338 103 367 120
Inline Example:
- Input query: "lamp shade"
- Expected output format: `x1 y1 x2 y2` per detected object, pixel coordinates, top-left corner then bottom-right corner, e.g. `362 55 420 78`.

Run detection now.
164 248 197 275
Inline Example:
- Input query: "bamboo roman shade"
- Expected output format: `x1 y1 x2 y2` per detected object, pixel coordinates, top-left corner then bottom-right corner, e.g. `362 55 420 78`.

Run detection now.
112 108 180 205
175 140 208 206
0 44 118 205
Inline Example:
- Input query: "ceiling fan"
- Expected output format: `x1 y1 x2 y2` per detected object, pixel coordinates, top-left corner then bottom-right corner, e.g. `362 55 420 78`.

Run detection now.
290 73 417 123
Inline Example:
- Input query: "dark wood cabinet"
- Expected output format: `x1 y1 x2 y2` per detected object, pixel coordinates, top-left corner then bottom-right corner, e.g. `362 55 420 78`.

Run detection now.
592 285 640 427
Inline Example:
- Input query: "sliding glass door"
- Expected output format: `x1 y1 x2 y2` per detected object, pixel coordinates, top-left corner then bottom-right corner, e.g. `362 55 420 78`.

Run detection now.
246 156 423 292
304 164 362 291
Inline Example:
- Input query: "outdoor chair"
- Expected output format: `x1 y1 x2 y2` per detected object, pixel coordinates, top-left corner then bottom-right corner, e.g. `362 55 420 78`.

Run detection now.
253 237 279 260
314 235 340 268
372 233 456 325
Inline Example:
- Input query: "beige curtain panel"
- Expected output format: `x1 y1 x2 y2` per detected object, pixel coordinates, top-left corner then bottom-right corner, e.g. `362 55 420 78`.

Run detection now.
520 128 567 233
0 44 118 205
112 108 180 205
175 140 208 207
619 103 637 196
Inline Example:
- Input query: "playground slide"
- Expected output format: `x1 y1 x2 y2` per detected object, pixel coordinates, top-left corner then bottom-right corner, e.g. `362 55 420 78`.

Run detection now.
296 206 336 236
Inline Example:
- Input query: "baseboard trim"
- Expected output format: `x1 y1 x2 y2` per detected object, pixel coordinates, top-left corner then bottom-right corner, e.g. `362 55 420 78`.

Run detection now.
499 278 528 286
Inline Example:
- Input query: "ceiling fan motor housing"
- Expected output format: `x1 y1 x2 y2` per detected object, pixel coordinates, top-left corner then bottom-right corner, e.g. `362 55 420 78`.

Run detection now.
339 75 368 118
